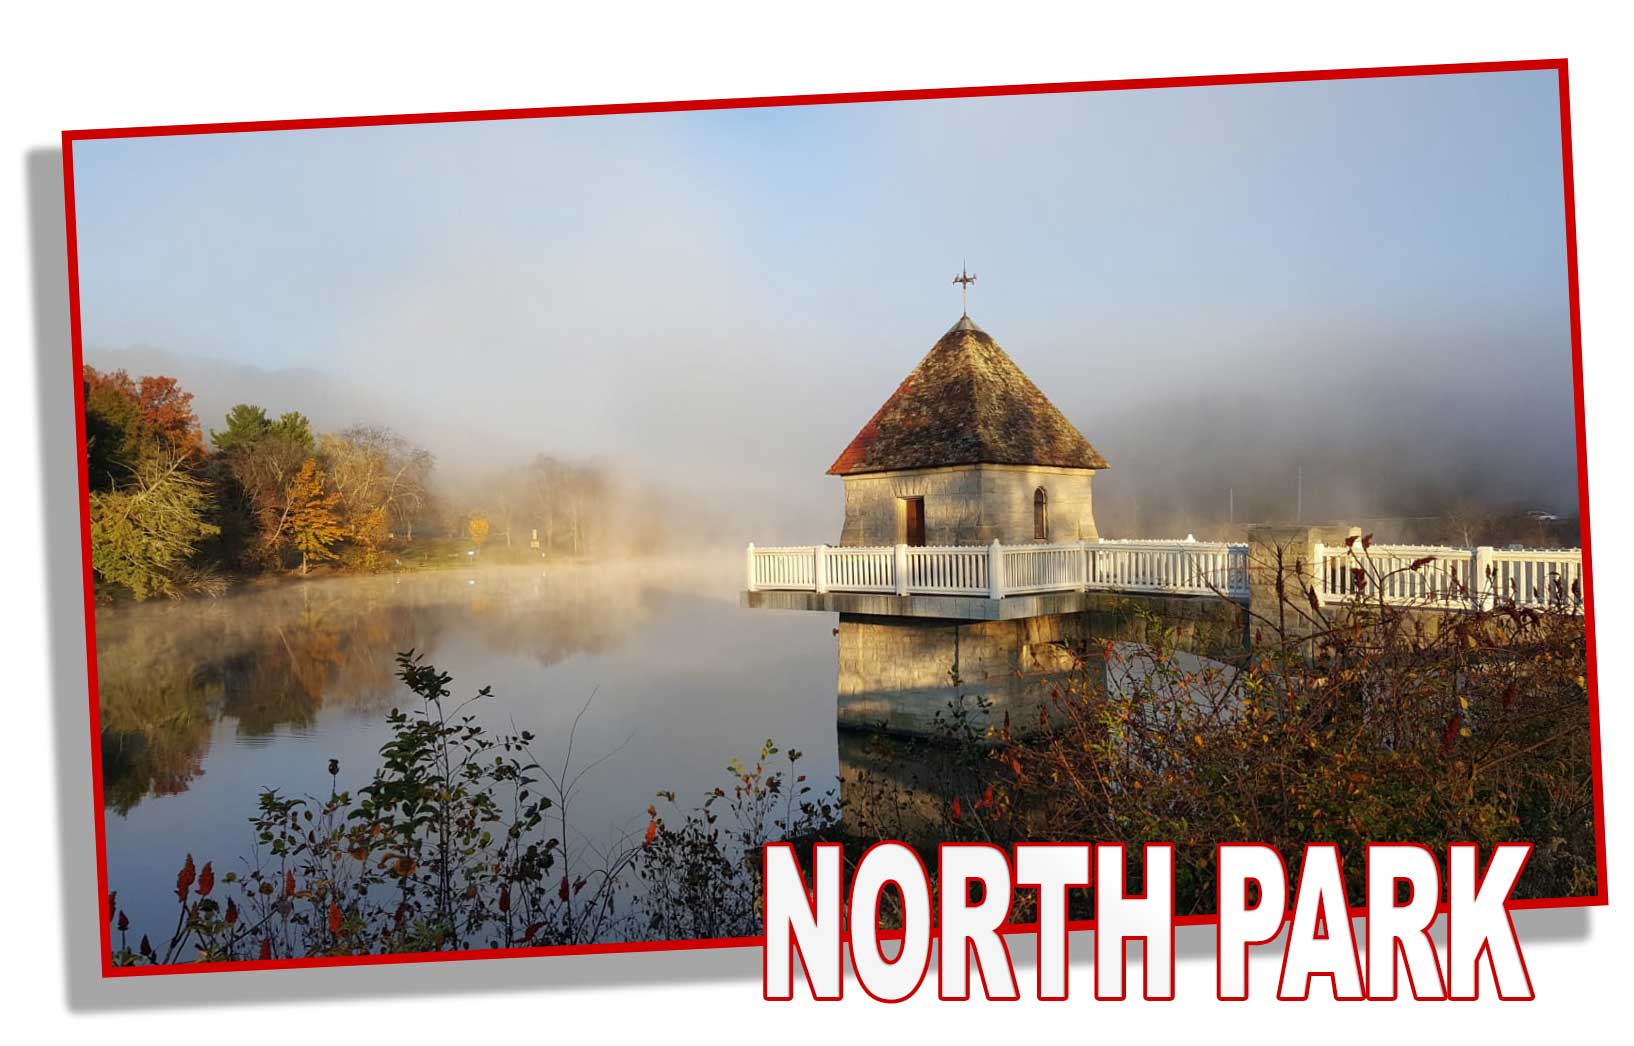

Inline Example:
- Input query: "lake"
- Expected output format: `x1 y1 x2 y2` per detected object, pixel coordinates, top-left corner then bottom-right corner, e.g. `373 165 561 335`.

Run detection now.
93 557 842 943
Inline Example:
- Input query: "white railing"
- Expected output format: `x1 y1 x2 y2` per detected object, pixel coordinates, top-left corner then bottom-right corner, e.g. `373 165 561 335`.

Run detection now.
1003 543 1084 594
746 545 818 591
750 538 1585 612
1088 540 1248 597
1314 542 1583 611
823 545 895 593
905 545 990 595
747 538 1250 601
1491 547 1585 608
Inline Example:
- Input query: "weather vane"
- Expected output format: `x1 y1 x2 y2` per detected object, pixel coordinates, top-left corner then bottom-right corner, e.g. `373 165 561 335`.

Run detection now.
953 263 976 314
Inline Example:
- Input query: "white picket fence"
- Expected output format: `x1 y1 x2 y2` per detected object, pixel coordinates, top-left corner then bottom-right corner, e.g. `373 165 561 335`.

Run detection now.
747 538 1250 601
751 537 1585 612
1314 541 1583 611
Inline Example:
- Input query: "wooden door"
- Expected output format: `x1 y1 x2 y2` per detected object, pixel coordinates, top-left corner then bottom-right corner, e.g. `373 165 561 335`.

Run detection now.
904 498 926 547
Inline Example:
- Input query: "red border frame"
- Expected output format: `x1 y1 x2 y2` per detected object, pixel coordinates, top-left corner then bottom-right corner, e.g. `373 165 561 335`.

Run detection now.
63 56 1605 981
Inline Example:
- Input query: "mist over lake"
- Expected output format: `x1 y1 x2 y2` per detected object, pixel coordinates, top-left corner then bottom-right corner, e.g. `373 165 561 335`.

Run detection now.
97 559 840 939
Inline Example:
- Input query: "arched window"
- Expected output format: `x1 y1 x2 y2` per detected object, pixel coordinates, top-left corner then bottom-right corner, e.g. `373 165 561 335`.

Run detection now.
1033 487 1049 541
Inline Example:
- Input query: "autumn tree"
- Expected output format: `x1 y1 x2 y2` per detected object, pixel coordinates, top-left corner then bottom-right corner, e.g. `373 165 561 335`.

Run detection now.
133 376 204 459
286 458 345 575
467 514 490 547
209 406 318 569
319 425 434 547
88 453 220 599
84 367 204 490
478 455 615 559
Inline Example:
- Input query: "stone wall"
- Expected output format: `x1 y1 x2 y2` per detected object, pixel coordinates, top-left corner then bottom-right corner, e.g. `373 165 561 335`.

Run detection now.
836 613 1091 736
837 463 1098 547
835 593 1243 737
1244 522 1358 641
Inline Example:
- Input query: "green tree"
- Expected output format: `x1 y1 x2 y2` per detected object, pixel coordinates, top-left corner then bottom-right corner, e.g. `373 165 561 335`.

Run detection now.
211 405 314 456
287 458 344 575
88 454 220 599
269 410 315 449
208 403 271 454
210 406 321 569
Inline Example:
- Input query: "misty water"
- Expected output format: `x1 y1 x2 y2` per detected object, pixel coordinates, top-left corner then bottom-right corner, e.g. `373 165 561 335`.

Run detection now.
94 557 840 941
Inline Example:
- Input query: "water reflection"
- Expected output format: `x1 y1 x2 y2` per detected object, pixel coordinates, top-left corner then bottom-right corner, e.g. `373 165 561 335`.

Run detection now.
95 564 712 812
96 557 1236 948
99 558 842 940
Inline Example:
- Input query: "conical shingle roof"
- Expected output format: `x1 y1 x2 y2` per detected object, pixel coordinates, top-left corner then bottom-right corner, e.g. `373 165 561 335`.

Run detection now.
827 316 1108 476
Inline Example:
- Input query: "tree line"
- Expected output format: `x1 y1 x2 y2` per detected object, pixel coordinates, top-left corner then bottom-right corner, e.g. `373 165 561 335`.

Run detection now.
83 366 674 600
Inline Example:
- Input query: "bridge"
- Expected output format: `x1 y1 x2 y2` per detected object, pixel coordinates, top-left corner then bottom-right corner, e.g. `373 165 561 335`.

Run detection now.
745 533 1583 622
737 304 1584 736
743 527 1584 737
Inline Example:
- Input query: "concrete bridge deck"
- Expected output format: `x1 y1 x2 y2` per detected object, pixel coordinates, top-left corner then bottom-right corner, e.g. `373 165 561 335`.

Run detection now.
742 585 1239 622
745 532 1583 620
742 527 1584 739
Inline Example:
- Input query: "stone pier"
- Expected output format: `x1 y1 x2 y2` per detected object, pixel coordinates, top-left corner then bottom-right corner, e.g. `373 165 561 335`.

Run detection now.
774 523 1362 739
833 588 1247 737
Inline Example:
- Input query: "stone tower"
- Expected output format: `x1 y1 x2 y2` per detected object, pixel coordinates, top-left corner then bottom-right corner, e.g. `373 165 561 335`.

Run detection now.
827 314 1108 547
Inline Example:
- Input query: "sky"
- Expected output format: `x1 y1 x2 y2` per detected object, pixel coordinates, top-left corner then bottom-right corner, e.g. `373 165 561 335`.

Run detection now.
71 69 1576 542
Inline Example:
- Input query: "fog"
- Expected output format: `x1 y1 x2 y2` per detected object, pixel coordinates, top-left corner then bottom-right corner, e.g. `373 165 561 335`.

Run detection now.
73 70 1578 547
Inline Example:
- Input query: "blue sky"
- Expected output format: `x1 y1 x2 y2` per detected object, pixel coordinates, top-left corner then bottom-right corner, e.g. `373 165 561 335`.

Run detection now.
71 69 1575 536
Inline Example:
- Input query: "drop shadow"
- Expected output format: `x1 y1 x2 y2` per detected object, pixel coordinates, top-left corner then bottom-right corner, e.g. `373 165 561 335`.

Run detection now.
27 143 1595 1012
27 146 763 1012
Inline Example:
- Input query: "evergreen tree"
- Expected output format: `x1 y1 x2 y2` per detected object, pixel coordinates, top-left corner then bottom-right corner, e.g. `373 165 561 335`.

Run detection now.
209 404 271 454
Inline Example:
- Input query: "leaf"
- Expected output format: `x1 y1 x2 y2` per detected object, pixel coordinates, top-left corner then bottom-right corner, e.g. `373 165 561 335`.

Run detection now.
1441 713 1462 756
175 854 196 902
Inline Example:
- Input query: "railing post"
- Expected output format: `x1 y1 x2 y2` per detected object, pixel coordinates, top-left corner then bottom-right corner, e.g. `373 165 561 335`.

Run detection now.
813 544 828 594
746 542 757 592
989 539 1005 599
894 543 909 596
1077 540 1089 590
1312 542 1325 601
1473 546 1495 610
